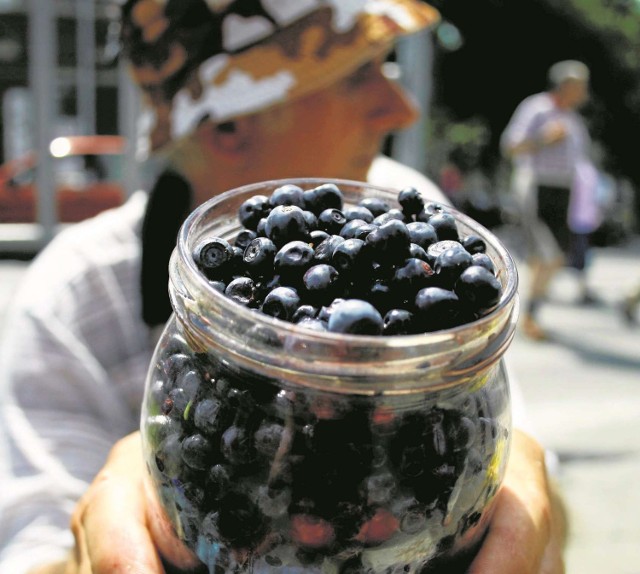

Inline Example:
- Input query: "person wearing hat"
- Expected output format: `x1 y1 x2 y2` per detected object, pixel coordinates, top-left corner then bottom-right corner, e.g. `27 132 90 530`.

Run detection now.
0 1 565 573
501 59 601 341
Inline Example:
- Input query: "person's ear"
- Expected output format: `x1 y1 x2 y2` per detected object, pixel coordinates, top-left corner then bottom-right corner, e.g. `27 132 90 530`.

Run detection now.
197 117 254 161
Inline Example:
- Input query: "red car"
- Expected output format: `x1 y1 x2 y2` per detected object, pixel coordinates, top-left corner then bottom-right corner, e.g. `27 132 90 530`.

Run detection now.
0 135 127 223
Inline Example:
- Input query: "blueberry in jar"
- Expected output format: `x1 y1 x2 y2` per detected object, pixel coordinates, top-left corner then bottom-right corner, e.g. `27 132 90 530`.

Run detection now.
327 299 384 335
192 237 235 280
265 205 311 246
238 194 270 230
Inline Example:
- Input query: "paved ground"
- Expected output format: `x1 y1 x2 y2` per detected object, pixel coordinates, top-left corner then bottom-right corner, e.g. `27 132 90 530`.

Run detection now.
1 234 639 573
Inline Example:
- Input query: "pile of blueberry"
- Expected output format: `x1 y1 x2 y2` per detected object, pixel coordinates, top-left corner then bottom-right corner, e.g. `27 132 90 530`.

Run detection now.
142 182 510 573
145 331 507 573
191 182 503 335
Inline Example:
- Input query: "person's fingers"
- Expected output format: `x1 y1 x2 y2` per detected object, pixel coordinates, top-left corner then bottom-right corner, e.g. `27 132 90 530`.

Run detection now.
69 433 165 574
468 430 555 574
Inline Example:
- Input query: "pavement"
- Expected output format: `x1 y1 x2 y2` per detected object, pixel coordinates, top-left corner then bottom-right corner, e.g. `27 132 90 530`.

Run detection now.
1 234 639 573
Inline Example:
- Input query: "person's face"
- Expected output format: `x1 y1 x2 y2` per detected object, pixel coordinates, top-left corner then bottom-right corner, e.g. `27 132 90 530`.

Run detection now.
559 78 589 109
246 54 420 182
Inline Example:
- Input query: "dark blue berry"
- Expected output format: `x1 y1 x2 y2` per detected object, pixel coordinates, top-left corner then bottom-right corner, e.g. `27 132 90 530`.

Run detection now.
243 237 277 278
192 237 235 279
327 299 384 335
407 221 438 251
393 258 436 297
292 304 318 323
313 235 345 264
261 286 301 321
331 238 369 276
383 309 415 335
274 241 315 284
414 287 461 331
181 433 214 471
238 194 270 230
224 277 257 307
302 183 344 215
343 205 374 223
471 252 496 274
434 247 473 288
428 213 459 241
358 197 390 217
339 218 370 239
454 265 502 312
461 234 486 254
365 220 411 263
303 264 341 306
317 208 347 235
265 205 311 246
235 229 258 251
269 183 305 208
398 186 424 217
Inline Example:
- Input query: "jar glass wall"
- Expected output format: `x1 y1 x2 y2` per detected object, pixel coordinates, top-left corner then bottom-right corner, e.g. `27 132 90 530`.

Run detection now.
140 179 519 573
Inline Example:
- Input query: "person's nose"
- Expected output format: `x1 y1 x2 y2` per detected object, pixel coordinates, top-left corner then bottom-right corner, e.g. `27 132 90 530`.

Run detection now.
366 73 420 134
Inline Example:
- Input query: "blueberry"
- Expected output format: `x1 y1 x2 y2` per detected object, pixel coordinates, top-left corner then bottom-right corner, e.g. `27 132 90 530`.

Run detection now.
434 247 473 288
414 287 461 331
365 220 411 263
398 186 424 217
409 243 429 262
428 213 459 241
454 265 502 312
310 229 330 246
235 229 258 251
461 234 487 254
302 183 344 215
243 236 277 278
206 464 231 501
416 201 445 223
269 183 305 208
254 421 286 458
313 235 345 264
331 238 369 276
192 237 235 279
274 241 315 284
327 299 384 335
261 286 301 321
339 218 370 239
193 397 223 435
358 197 390 217
352 223 377 240
393 258 436 298
406 221 438 251
221 424 256 465
265 205 311 246
472 252 496 274
343 205 374 223
224 277 257 307
214 492 268 547
238 194 270 230
383 308 415 335
303 264 341 306
292 304 318 323
181 433 215 471
317 208 347 235
373 209 405 226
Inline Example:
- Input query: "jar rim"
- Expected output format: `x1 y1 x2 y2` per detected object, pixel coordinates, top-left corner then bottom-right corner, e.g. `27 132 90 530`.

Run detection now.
172 178 519 393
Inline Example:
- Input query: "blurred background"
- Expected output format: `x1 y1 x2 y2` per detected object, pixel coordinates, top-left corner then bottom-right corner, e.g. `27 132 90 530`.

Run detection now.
0 1 638 572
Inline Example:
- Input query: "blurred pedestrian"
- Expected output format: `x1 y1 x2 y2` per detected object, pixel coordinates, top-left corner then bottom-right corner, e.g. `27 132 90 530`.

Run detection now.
501 59 599 340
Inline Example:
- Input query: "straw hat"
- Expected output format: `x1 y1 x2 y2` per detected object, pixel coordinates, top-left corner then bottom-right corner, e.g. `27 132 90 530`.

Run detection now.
120 0 440 151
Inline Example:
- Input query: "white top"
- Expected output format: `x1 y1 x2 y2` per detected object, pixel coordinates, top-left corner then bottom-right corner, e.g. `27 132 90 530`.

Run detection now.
500 92 591 187
0 156 528 573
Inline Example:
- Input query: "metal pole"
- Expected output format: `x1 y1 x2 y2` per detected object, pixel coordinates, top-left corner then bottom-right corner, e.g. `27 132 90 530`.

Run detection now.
118 58 140 197
76 0 97 135
28 0 57 244
394 29 434 175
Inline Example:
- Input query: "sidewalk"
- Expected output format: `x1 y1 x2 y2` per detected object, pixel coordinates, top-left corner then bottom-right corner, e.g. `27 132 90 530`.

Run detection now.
1 236 639 573
504 235 640 574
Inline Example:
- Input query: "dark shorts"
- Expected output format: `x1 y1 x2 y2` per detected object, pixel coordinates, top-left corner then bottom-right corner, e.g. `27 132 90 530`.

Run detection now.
537 185 571 254
537 185 591 270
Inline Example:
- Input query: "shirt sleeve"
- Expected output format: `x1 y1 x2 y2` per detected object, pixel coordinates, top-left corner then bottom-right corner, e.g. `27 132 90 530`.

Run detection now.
0 203 148 573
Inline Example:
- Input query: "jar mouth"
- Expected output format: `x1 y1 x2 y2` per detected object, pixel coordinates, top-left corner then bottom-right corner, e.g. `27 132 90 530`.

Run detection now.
173 178 519 394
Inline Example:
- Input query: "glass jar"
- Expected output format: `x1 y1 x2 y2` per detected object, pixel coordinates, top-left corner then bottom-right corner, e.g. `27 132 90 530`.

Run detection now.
140 179 519 574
